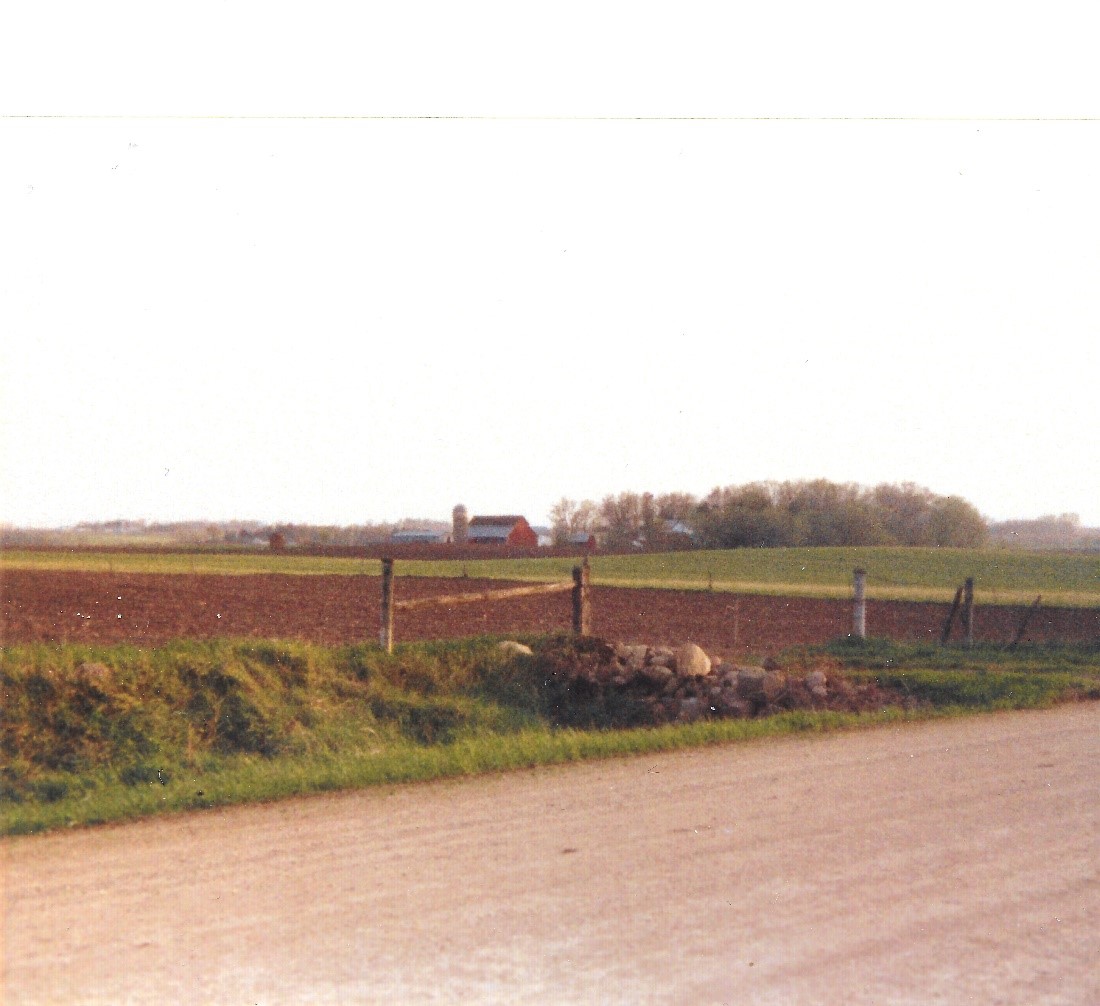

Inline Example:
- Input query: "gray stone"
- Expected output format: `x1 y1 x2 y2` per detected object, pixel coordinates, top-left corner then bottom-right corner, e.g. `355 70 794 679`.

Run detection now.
675 642 712 678
497 641 533 658
648 647 676 669
713 660 736 679
677 697 705 722
616 644 650 672
716 691 753 717
735 667 768 699
640 664 675 688
761 671 787 703
736 667 786 703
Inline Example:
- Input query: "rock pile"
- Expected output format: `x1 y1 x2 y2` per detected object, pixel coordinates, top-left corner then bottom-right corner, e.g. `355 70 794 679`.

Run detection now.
529 636 902 727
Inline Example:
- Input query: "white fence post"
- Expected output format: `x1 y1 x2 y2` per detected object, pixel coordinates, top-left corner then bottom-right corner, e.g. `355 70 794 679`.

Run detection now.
853 568 867 639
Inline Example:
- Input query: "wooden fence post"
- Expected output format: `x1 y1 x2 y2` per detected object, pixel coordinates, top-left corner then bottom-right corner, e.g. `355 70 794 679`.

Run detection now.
572 559 591 636
963 577 974 649
852 568 867 639
380 557 395 653
940 585 964 645
1008 595 1041 651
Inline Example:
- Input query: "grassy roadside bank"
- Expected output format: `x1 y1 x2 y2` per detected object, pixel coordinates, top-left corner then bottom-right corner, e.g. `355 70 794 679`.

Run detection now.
3 636 1098 836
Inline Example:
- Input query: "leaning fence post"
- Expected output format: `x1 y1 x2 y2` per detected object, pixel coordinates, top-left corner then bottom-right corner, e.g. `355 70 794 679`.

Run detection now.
963 577 975 649
1008 595 1042 650
380 557 395 653
572 559 591 636
941 585 964 645
852 568 867 639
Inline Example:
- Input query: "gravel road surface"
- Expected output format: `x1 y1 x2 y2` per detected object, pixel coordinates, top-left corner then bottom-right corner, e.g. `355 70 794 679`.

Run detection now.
4 703 1098 1005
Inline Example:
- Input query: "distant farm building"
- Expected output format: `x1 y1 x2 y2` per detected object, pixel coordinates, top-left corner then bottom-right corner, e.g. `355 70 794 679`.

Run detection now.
392 529 450 544
664 520 696 542
568 531 598 552
467 515 539 547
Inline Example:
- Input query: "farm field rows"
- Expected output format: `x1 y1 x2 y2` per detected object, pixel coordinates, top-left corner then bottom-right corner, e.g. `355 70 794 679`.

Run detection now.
3 545 1098 606
3 568 1098 654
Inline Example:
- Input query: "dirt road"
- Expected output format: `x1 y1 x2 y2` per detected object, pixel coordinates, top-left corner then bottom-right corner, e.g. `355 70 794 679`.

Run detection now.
4 704 1098 1005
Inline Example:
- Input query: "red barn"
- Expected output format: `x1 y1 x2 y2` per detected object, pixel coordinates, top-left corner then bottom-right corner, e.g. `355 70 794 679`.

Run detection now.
466 515 539 547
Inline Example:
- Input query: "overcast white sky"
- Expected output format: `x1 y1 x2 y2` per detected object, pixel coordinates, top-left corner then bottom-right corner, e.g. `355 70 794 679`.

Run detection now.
2 3 1098 529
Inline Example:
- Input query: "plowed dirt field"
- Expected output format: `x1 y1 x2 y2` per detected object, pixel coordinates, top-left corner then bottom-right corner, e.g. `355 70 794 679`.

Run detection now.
3 569 1097 655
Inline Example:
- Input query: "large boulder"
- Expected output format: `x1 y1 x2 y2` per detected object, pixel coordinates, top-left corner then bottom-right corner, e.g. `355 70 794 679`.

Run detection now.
675 642 712 678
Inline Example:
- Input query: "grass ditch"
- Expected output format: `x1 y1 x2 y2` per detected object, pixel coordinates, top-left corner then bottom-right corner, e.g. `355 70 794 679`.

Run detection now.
3 635 1098 836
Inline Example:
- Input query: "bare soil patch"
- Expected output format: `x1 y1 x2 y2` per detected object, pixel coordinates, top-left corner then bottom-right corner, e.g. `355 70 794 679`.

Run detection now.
3 569 1097 656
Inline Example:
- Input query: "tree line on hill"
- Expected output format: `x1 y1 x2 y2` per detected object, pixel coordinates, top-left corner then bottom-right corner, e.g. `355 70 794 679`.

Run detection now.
551 480 991 550
0 517 449 550
4 483 1096 553
986 513 1100 551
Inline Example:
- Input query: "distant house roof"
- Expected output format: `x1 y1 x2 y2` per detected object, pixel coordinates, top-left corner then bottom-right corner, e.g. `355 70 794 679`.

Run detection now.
392 529 447 543
468 515 526 528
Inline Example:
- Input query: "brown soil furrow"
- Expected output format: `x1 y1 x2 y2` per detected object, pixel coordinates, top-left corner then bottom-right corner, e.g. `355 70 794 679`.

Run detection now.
3 569 1097 654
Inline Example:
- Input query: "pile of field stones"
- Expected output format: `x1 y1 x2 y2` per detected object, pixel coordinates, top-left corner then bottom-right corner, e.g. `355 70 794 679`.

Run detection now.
501 638 897 725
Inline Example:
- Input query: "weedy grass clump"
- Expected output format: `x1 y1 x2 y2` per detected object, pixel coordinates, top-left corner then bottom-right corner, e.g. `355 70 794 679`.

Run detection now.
816 637 1100 711
3 634 1098 835
1 637 537 809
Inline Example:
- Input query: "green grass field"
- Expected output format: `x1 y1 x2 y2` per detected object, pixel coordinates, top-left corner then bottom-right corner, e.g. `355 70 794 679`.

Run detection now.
4 545 1098 606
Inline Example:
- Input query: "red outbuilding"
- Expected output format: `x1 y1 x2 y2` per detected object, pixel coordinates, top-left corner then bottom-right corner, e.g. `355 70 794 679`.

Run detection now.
466 515 539 547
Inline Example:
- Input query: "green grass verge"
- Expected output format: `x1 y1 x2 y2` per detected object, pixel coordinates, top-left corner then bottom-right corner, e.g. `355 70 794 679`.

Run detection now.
4 545 1098 606
0 548 378 578
394 547 1100 607
3 635 1098 836
820 637 1100 712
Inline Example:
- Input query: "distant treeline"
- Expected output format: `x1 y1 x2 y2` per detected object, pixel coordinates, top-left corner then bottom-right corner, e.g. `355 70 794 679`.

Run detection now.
987 513 1100 551
5 482 1097 553
552 481 991 550
0 517 447 550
